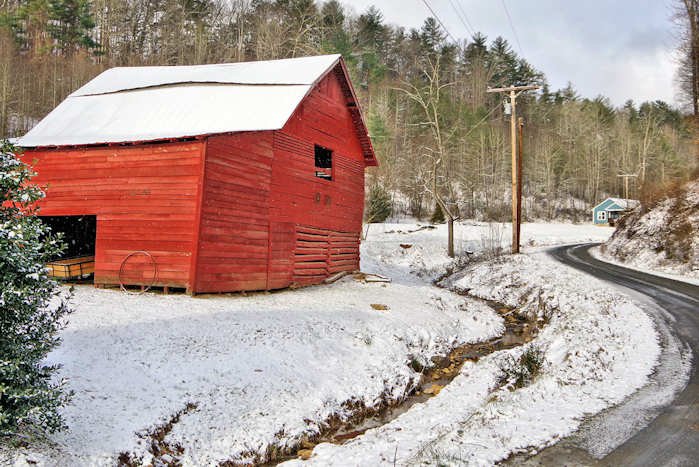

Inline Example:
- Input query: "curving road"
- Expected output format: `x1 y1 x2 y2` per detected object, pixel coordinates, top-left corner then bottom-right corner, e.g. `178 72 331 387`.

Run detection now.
523 243 699 466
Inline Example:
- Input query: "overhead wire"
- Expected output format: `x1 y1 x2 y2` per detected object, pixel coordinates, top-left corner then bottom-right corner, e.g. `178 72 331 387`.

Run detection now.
454 0 478 39
420 0 459 45
416 0 527 142
448 0 474 39
500 0 524 57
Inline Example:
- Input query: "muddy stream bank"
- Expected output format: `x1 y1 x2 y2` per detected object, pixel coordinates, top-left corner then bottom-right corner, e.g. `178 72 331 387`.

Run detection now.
117 287 542 467
259 297 541 466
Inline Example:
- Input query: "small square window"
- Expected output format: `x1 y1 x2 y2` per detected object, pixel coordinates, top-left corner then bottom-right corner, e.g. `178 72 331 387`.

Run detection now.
314 145 333 180
597 211 606 220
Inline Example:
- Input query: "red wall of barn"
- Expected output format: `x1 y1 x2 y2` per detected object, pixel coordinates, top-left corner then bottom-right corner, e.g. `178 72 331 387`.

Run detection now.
193 132 273 293
271 67 365 287
192 68 366 293
23 141 205 290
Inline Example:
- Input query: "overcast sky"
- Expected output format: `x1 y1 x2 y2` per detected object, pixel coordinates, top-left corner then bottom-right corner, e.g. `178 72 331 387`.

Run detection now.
344 0 679 108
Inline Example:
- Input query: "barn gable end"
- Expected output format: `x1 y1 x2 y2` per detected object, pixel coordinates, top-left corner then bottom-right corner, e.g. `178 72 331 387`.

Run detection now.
270 66 365 288
191 64 366 293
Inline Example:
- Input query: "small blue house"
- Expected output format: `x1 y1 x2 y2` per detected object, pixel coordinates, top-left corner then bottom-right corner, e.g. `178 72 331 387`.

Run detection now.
592 198 638 225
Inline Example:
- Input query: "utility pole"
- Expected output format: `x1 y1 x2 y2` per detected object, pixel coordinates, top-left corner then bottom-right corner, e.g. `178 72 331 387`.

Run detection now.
617 173 638 206
517 117 524 248
486 85 539 254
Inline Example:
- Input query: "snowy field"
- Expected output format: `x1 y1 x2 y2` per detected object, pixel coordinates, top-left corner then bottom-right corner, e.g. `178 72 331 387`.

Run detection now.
3 221 664 467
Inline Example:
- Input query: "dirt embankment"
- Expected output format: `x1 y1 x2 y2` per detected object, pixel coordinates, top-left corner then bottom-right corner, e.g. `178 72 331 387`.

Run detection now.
602 179 698 277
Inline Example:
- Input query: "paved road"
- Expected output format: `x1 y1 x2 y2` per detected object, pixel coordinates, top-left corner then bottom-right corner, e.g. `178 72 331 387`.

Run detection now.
532 243 699 466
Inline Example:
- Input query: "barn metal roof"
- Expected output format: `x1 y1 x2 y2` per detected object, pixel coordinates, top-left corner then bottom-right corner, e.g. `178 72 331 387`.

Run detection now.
17 54 378 161
19 83 311 147
72 54 342 96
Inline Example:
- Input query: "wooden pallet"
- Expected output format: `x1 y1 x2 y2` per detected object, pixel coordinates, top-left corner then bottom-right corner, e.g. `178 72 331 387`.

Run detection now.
47 256 95 280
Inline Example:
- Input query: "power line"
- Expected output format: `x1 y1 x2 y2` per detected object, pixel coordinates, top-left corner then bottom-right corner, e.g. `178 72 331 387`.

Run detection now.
420 0 459 44
500 0 524 57
454 0 477 38
448 0 474 38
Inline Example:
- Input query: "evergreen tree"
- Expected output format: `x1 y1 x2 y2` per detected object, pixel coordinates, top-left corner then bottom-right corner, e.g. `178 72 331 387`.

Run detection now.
0 141 72 439
366 184 392 223
47 0 99 54
430 202 445 224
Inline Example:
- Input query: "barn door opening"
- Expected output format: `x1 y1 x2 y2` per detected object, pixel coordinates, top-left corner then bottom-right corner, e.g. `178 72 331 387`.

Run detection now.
41 215 97 281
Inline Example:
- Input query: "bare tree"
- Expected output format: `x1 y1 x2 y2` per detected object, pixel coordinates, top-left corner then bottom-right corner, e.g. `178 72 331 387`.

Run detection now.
399 56 460 257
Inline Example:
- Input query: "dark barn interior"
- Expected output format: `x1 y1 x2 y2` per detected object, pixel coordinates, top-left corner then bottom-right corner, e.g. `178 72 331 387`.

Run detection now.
40 215 97 259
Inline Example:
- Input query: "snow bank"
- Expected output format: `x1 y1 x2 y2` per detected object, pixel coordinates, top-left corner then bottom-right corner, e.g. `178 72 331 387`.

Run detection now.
363 222 613 280
600 180 698 278
289 253 660 466
3 222 621 466
4 266 502 466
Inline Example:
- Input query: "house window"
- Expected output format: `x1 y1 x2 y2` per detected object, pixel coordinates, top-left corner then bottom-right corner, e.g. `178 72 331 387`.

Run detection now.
597 211 607 221
314 145 333 180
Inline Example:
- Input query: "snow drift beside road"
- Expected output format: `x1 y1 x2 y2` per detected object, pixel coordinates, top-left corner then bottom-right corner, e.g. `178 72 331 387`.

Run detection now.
601 179 698 278
291 252 660 466
5 221 645 467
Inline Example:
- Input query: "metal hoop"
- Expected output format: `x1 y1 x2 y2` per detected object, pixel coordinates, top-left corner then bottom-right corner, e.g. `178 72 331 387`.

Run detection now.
119 250 157 295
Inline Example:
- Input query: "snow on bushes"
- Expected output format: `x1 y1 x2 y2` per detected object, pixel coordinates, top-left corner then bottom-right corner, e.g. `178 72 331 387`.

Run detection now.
0 141 72 440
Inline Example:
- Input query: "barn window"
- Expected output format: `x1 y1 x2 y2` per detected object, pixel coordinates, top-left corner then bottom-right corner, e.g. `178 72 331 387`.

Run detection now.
597 211 606 221
314 145 333 180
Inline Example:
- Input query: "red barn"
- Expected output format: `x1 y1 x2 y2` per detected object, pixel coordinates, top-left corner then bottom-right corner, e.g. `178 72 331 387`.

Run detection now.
17 54 377 294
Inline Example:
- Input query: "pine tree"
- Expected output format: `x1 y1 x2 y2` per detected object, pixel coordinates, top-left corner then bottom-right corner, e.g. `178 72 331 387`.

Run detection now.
47 0 99 55
430 202 445 224
365 184 392 223
0 140 72 439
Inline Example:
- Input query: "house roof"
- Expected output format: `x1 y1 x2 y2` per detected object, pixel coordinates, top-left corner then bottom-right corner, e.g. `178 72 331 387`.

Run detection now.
17 54 377 166
593 197 639 211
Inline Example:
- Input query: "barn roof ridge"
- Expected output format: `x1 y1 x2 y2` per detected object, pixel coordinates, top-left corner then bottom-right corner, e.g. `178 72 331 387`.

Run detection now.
73 82 311 98
71 54 342 96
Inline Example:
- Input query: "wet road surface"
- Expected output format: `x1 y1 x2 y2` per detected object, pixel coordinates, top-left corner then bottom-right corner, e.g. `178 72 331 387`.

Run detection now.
510 243 699 466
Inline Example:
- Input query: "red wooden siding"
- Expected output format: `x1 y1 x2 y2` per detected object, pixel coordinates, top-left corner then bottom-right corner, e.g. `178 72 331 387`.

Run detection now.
23 141 205 289
293 226 360 286
193 133 273 293
269 66 366 287
24 62 369 294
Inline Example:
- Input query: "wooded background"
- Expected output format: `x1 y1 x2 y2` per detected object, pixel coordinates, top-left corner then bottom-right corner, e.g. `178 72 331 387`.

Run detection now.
1 0 696 221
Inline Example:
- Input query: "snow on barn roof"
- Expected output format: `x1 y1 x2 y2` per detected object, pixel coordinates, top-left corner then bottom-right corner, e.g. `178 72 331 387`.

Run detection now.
17 54 375 153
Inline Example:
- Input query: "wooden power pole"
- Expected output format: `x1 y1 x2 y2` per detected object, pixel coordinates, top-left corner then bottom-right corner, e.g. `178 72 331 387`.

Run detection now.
486 85 539 254
617 173 638 205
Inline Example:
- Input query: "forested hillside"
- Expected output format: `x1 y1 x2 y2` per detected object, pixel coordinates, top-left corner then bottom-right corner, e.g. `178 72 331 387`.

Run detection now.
0 0 695 221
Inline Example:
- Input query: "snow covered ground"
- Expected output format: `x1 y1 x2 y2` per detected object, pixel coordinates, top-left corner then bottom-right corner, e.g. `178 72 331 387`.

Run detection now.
288 252 661 466
4 270 502 466
4 221 661 467
599 179 698 279
590 246 699 286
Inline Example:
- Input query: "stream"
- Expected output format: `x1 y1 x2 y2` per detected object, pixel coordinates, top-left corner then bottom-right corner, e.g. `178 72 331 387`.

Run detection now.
263 299 540 465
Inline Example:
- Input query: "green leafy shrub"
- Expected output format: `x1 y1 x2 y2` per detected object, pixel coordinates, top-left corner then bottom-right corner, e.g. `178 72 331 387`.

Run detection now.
365 184 392 223
0 141 72 440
